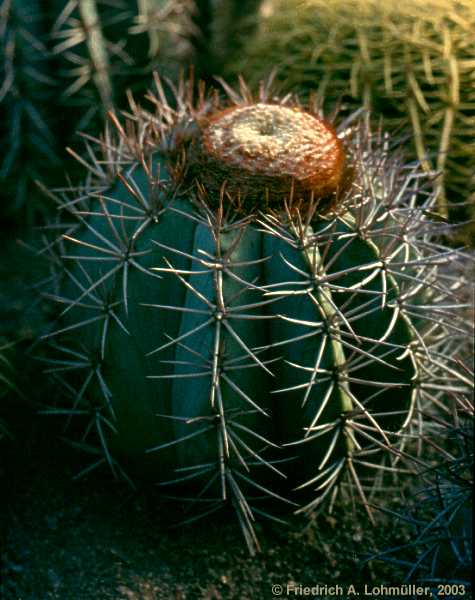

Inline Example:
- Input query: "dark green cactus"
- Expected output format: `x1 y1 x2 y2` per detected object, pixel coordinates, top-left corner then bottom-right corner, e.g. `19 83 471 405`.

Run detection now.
50 0 194 134
0 234 52 443
0 0 194 224
190 0 263 81
40 77 473 553
0 0 60 223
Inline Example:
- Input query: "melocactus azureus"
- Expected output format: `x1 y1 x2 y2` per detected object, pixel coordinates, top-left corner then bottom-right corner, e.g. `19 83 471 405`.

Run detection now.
41 77 472 553
188 101 347 211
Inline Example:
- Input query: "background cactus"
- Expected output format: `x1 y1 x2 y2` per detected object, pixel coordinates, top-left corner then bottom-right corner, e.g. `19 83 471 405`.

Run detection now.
227 0 475 236
50 0 194 137
0 0 194 225
39 77 473 554
0 233 52 448
369 390 473 587
0 0 59 224
368 263 474 586
189 0 263 81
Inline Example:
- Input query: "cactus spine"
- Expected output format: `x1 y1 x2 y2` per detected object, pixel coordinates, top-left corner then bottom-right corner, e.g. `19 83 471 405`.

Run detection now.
41 77 473 553
50 0 193 130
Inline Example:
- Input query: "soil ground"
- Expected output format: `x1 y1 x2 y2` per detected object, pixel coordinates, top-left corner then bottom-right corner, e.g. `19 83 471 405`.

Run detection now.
0 414 418 600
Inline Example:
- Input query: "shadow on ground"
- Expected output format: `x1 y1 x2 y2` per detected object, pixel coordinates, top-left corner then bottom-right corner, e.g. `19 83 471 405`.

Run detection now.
0 412 407 600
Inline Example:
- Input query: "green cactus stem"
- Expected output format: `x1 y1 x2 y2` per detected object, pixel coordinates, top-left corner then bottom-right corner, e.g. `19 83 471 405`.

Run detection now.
76 0 113 111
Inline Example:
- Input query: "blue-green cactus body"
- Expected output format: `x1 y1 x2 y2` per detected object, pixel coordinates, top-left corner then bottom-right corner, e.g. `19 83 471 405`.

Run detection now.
42 85 471 553
50 157 415 504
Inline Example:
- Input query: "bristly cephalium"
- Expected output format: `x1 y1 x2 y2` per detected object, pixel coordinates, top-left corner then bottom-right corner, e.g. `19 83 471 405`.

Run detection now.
39 75 474 554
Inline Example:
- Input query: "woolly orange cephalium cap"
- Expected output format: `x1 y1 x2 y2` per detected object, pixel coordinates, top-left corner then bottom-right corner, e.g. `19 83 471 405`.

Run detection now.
191 102 345 211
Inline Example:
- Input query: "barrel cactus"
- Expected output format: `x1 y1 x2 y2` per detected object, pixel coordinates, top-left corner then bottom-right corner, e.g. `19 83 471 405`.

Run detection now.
40 76 473 553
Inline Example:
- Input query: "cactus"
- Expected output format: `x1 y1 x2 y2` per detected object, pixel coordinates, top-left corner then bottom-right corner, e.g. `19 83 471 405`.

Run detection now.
50 0 194 134
0 0 194 224
0 0 60 223
0 236 52 442
227 0 475 229
369 391 473 587
368 266 474 586
190 0 263 81
40 77 473 554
